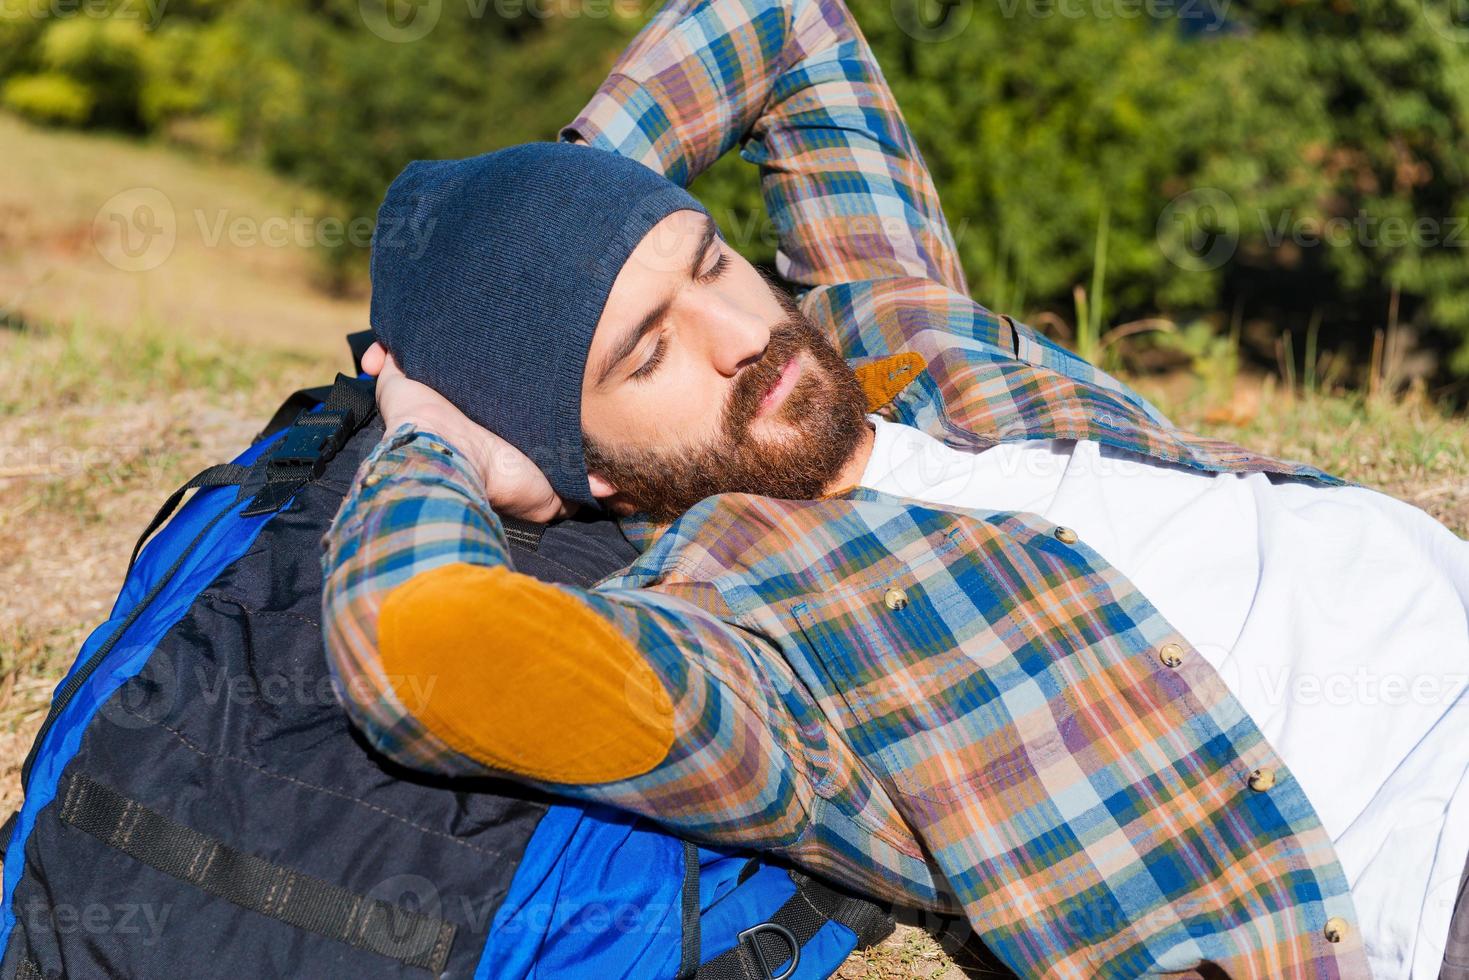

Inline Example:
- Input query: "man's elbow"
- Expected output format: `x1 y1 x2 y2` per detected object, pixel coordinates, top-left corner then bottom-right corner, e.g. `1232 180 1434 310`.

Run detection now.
325 560 676 785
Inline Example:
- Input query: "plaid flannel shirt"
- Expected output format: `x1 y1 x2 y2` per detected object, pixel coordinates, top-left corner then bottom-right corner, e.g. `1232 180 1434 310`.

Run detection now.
321 0 1372 974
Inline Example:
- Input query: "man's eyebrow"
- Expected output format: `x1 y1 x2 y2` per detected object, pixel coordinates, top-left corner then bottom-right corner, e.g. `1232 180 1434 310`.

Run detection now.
593 217 720 387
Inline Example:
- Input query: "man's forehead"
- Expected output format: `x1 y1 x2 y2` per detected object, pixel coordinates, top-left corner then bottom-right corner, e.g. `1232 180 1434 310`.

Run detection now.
587 210 719 387
628 209 716 273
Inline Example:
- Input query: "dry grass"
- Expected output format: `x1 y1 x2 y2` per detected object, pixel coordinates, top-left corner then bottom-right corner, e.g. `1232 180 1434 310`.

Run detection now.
1135 374 1469 538
0 113 364 360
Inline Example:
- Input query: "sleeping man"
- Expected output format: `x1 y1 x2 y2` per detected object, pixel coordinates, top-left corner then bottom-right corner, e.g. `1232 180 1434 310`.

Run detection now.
320 0 1469 973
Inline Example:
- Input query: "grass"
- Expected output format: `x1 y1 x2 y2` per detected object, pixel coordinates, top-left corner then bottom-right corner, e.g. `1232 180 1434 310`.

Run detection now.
1136 374 1469 537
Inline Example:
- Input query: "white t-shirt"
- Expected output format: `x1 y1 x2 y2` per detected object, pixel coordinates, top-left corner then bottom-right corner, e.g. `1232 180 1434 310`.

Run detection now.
859 415 1469 978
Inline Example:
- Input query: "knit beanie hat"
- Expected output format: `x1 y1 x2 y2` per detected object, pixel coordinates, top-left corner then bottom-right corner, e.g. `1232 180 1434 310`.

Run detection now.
368 141 709 507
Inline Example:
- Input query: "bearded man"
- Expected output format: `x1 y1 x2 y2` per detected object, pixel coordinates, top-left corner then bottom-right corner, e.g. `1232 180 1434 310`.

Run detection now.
321 0 1469 973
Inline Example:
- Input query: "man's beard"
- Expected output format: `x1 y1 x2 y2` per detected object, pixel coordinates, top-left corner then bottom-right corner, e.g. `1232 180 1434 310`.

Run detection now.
584 275 870 522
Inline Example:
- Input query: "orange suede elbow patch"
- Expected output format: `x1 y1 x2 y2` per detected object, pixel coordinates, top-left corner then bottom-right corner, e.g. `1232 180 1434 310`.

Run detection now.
377 562 675 784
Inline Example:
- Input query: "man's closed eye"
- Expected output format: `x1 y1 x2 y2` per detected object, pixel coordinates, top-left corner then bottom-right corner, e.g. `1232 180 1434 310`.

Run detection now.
630 334 668 381
630 251 730 382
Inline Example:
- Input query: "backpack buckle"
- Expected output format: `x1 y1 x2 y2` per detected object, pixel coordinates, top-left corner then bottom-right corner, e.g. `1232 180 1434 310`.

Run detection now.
272 409 351 473
242 408 354 517
735 922 799 980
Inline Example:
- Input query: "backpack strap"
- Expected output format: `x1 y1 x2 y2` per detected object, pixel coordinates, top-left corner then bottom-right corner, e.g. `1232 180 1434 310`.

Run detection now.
240 373 375 517
55 773 456 973
125 463 252 578
346 328 377 375
256 384 335 443
126 373 376 576
691 870 894 980
255 329 376 443
678 840 704 980
0 808 17 857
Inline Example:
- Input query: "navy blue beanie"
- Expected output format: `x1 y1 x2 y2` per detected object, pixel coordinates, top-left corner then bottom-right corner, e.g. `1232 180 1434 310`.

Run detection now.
369 141 708 507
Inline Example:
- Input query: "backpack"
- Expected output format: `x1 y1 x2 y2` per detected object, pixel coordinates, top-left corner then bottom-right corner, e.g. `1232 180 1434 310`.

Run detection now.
0 332 893 979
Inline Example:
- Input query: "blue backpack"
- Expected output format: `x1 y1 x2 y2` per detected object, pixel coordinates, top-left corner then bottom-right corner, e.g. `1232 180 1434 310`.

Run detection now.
0 334 893 979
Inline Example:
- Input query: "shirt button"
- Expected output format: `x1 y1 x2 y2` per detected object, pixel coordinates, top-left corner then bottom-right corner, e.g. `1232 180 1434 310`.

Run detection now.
1247 768 1277 792
1054 526 1078 545
1324 916 1349 943
362 472 382 488
1158 643 1184 668
883 588 909 611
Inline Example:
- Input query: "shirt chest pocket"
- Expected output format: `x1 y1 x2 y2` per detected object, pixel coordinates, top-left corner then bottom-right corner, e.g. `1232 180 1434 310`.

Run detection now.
786 549 1075 806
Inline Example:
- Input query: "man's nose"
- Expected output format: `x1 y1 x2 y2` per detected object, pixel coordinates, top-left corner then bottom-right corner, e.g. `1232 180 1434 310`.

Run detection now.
684 290 770 376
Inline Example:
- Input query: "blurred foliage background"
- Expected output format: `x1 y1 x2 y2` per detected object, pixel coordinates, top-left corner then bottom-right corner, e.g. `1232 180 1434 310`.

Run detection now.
5 0 1469 399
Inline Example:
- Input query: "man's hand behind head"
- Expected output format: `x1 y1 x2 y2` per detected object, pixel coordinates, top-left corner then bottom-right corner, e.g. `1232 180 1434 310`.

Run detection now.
364 342 573 524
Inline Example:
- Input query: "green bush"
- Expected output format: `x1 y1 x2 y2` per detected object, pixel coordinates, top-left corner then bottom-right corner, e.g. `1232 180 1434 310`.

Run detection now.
36 15 148 129
2 71 93 125
3 0 1469 383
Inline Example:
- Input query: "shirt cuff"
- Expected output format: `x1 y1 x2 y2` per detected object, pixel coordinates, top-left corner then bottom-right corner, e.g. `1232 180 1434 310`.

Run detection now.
356 422 489 500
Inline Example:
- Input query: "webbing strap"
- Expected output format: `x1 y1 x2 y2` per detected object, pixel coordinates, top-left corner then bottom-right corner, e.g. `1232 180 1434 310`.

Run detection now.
257 330 375 442
241 373 375 517
0 809 17 861
57 774 456 974
125 463 251 579
499 515 547 552
695 871 894 980
256 384 335 443
346 329 377 376
675 841 703 980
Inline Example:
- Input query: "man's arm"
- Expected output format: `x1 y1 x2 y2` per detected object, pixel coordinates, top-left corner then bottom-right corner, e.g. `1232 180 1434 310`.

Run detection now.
562 0 1184 429
321 423 939 907
560 0 968 294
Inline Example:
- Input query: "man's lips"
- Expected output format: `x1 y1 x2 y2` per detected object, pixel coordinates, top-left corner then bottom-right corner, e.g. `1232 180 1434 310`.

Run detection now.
757 355 802 417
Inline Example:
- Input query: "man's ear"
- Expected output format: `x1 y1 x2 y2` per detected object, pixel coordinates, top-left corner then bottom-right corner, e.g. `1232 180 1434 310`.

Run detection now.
587 471 618 501
587 471 638 518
